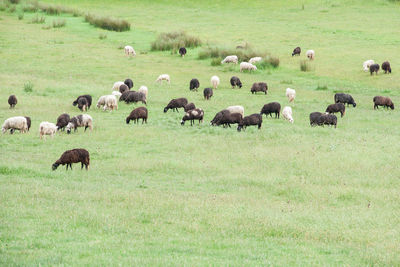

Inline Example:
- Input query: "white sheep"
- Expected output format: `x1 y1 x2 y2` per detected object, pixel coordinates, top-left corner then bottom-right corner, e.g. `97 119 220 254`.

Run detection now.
306 50 315 60
221 55 238 64
282 106 294 123
111 91 122 99
249 57 262 64
211 76 220 89
226 105 244 118
240 62 257 72
112 81 124 91
156 74 170 84
66 114 93 134
363 60 375 72
124 45 136 56
96 95 107 108
2 116 30 134
39 121 57 139
138 86 148 99
286 88 296 103
103 95 118 111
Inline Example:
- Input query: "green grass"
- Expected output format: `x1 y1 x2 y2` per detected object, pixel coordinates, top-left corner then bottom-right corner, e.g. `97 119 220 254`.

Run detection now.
1 0 400 265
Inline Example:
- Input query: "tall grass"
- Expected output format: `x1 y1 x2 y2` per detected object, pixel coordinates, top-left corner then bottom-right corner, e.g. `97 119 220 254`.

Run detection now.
52 19 66 28
30 14 45 24
198 45 270 63
23 82 33 92
150 31 202 51
84 13 130 32
300 60 312 71
255 56 280 69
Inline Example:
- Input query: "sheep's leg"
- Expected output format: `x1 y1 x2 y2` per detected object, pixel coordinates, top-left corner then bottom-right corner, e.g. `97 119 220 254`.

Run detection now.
81 162 83 169
84 126 88 131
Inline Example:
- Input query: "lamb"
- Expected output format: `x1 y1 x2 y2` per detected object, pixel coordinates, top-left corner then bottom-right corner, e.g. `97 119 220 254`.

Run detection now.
318 114 337 128
251 82 268 94
181 108 204 126
112 81 124 91
221 55 238 64
282 106 294 123
203 87 213 100
8 95 17 108
66 114 93 134
309 112 323 126
326 103 345 117
184 102 196 112
260 102 281 118
72 95 92 110
103 95 118 111
39 121 57 139
112 91 122 99
125 91 146 105
156 74 170 84
240 62 257 72
119 84 129 93
179 47 187 57
211 110 242 127
124 45 136 56
124 78 134 89
189 79 200 91
126 107 148 124
382 61 391 74
363 60 374 72
249 57 262 64
292 47 301 56
2 116 31 134
306 50 315 60
138 86 148 99
56 113 70 131
373 96 394 110
52 148 90 170
164 98 188 112
286 88 296 102
237 113 262 131
334 93 356 107
96 95 107 108
226 105 244 118
370 64 380 75
211 75 220 89
230 76 242 88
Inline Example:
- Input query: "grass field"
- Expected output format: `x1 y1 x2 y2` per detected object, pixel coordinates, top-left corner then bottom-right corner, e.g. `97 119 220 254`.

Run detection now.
1 0 400 265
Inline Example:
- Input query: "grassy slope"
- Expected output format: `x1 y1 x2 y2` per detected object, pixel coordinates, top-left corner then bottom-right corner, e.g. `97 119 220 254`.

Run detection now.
1 0 400 265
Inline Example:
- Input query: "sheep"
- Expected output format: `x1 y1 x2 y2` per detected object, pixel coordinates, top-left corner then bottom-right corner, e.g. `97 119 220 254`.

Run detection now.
370 64 380 75
138 86 148 99
230 76 242 88
306 50 315 60
221 55 238 64
184 102 196 112
96 95 107 109
112 91 122 100
237 113 262 131
2 116 31 134
373 96 394 110
240 62 257 72
326 103 345 117
363 60 374 72
181 108 204 126
211 75 220 89
119 90 132 102
226 105 244 118
292 47 301 56
119 84 129 93
286 88 296 102
318 114 337 128
249 57 262 64
156 74 170 84
39 121 57 139
251 82 268 94
126 107 148 124
77 97 88 111
309 112 323 126
125 91 147 105
56 113 70 131
124 78 134 89
52 148 90 171
282 106 294 123
260 102 281 118
210 110 226 126
103 95 118 111
112 81 124 91
72 95 92 110
203 87 213 100
164 98 188 113
124 45 136 56
382 61 391 74
66 114 93 134
189 79 200 91
8 95 17 108
179 47 187 57
334 93 356 107
211 110 243 128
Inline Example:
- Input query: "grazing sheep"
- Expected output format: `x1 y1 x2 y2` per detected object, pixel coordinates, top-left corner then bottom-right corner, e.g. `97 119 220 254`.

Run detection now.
306 50 315 60
126 107 148 124
124 45 136 56
8 95 17 108
112 81 124 91
370 64 380 75
124 78 134 89
125 91 146 105
2 116 31 134
77 97 88 111
112 91 122 99
286 88 296 102
211 75 220 89
103 95 118 111
184 102 196 112
292 47 301 56
119 84 129 93
318 114 337 128
179 47 187 57
119 90 132 102
52 148 90 170
373 96 394 110
66 114 93 134
326 103 346 117
382 61 391 74
237 113 262 131
309 112 323 126
334 93 356 107
230 76 242 88
181 108 204 126
251 82 268 94
210 110 226 126
138 86 148 99
226 105 245 118
249 57 262 64
156 74 170 84
164 98 188 113
39 121 57 139
212 110 243 128
203 87 213 100
56 113 70 131
96 95 107 108
240 62 257 72
221 55 238 64
363 60 374 72
260 102 281 118
190 79 200 91
72 95 92 110
282 106 294 123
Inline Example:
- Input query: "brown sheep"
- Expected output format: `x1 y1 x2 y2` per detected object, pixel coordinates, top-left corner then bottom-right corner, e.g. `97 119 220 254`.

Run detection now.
325 103 346 117
237 114 262 131
373 96 394 110
8 95 17 108
251 82 268 94
126 107 148 124
292 47 301 56
52 148 90 170
184 103 196 112
369 64 380 75
119 84 129 93
164 98 188 113
181 108 204 126
382 61 391 74
260 102 281 118
56 113 70 131
203 88 213 100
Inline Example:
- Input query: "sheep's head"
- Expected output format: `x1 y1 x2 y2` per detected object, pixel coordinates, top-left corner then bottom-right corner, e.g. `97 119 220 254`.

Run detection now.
52 163 59 170
352 103 357 107
126 117 130 124
390 103 395 110
163 107 168 113
180 120 185 126
66 122 73 134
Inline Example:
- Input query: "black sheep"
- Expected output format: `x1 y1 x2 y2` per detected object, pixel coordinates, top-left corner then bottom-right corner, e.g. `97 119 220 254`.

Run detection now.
213 111 242 128
125 92 146 105
325 103 346 117
119 84 129 93
237 113 262 132
382 61 391 74
184 103 196 112
318 114 337 128
189 79 200 91
292 46 301 56
124 78 134 89
370 64 380 75
8 95 17 108
164 98 188 113
309 112 323 126
203 88 213 100
77 97 88 111
230 76 242 88
52 148 90 171
251 82 268 94
373 96 394 110
179 47 187 57
334 93 356 107
126 107 148 124
56 113 70 131
181 108 204 126
210 110 226 126
72 95 92 110
260 102 281 118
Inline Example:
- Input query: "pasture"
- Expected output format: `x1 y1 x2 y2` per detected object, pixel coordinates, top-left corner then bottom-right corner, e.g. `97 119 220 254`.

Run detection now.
1 0 400 265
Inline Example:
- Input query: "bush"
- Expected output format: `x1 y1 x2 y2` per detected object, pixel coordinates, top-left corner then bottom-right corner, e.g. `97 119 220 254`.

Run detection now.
84 13 130 32
52 19 66 28
99 33 107 40
7 4 16 12
31 14 45 24
151 31 201 51
300 60 312 72
211 58 222 66
198 45 267 62
18 12 23 20
8 0 19 3
24 82 33 92
255 56 280 69
22 3 38 12
315 85 328 91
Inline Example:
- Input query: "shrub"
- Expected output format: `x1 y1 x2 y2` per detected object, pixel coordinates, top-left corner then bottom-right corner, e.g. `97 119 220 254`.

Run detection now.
52 19 66 28
211 58 222 66
24 82 33 92
31 14 45 24
99 33 107 40
315 85 328 91
8 0 19 3
198 45 268 62
22 3 38 12
18 12 23 20
151 31 201 51
255 56 280 69
7 4 16 12
84 13 130 32
300 60 311 72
